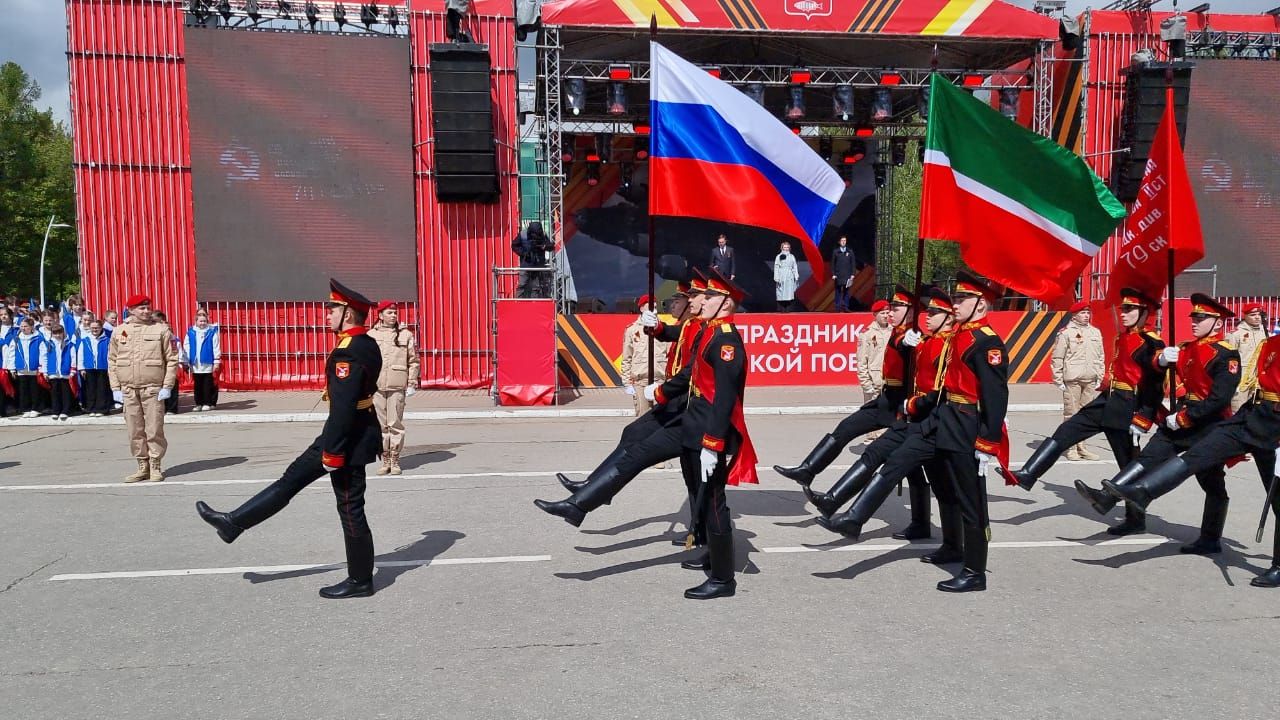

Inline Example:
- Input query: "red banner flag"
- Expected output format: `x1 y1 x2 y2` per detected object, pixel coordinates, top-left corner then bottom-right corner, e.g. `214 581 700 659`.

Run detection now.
1106 98 1205 303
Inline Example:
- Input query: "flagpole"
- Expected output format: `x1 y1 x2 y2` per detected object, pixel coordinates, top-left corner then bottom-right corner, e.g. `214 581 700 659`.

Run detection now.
912 45 940 326
1164 68 1177 407
647 15 658 385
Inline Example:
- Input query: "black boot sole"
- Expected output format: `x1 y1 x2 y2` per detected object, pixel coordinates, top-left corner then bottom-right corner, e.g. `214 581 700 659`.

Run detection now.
680 559 711 571
1074 480 1117 516
814 516 862 539
892 524 932 540
773 465 812 487
196 501 242 544
1106 522 1146 536
319 582 375 599
1179 541 1222 555
532 499 585 527
556 473 586 493
1250 568 1280 587
1012 473 1036 492
1101 480 1149 513
684 580 736 599
920 549 963 565
937 575 986 593
803 486 840 518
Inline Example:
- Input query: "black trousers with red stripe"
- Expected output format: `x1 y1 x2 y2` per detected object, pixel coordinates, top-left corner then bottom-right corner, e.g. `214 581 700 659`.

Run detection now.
230 444 371 540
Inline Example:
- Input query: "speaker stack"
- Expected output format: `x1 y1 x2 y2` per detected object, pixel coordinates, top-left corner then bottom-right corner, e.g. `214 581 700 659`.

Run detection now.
429 43 500 203
1112 61 1194 204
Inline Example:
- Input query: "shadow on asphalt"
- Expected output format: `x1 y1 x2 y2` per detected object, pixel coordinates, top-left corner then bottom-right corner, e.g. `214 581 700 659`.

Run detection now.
241 529 465 592
397 444 462 471
0 461 19 471
166 456 248 478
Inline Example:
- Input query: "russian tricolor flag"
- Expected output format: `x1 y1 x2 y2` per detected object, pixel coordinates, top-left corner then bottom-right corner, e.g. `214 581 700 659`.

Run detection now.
649 42 844 277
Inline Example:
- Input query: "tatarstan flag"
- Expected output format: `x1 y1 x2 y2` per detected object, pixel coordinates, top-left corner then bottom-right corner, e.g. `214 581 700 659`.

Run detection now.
919 73 1126 304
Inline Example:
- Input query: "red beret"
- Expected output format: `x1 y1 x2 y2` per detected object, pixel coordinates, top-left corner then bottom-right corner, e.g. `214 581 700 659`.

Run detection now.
1241 303 1264 314
636 294 652 308
374 300 396 315
124 294 150 308
1069 300 1089 313
870 300 890 312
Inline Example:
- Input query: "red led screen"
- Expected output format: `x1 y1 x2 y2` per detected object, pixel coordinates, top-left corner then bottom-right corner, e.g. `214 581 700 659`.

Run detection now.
185 28 416 301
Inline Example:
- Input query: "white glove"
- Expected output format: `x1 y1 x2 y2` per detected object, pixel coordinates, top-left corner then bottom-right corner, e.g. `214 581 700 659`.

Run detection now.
902 329 923 347
1159 346 1180 367
975 451 1000 477
1129 423 1147 443
1056 383 1067 392
640 309 658 328
643 383 659 402
157 388 171 401
406 387 417 397
700 447 719 480
112 390 123 404
1165 414 1182 431
624 385 636 396
322 463 339 474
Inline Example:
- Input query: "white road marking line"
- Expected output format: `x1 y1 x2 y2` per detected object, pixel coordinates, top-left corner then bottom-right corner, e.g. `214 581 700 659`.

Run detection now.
0 402 1064 426
46 554 552 582
0 462 1121 491
761 537 1167 554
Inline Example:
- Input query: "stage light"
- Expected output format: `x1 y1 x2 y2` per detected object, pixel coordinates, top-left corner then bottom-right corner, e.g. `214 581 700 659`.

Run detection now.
844 140 867 165
788 125 802 136
873 162 887 189
565 78 586 116
879 72 902 86
890 137 907 167
790 67 811 85
608 64 632 81
246 0 262 21
607 81 628 115
333 3 348 28
596 133 613 163
1188 3 1210 12
560 148 574 164
854 126 875 138
305 1 319 28
216 0 232 21
585 150 601 187
276 1 292 18
962 73 984 88
360 3 379 29
632 122 650 136
633 136 650 160
786 86 806 120
999 88 1021 119
916 86 930 119
703 66 721 79
871 87 893 121
833 84 854 121
818 136 833 162
743 83 766 107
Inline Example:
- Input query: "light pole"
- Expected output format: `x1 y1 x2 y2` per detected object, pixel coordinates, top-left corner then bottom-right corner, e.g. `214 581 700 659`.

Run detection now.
39 216 72 309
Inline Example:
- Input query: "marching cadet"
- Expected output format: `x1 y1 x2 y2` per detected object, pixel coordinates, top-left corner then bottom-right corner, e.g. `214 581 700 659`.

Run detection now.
368 300 419 475
197 280 383 599
820 272 1008 593
535 276 709 525
773 286 918 488
674 269 754 599
1051 301 1105 460
1080 294 1241 555
1227 303 1267 415
1014 288 1166 535
814 286 955 547
620 294 671 417
1094 331 1280 587
108 295 178 481
550 273 705 495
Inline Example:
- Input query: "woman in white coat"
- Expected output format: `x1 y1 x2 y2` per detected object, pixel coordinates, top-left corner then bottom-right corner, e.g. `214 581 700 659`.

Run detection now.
773 240 800 312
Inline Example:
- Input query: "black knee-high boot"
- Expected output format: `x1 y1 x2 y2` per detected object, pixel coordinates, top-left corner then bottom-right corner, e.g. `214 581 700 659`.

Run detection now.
320 533 376 599
815 471 896 538
557 445 627 493
684 530 736 599
1011 437 1066 491
774 434 844 487
803 460 872 518
1181 495 1229 555
534 466 629 527
921 503 963 564
1252 527 1280 588
893 474 932 540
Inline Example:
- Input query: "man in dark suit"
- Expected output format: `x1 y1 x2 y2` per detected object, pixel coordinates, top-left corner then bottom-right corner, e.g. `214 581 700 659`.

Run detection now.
709 234 735 281
831 236 856 312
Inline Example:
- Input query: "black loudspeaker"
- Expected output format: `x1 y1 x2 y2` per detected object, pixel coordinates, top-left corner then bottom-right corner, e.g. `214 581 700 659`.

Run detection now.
1112 61 1193 203
430 43 500 203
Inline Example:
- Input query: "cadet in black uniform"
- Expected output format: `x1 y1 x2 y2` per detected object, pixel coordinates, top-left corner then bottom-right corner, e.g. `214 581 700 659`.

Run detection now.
196 279 383 599
1079 294 1242 555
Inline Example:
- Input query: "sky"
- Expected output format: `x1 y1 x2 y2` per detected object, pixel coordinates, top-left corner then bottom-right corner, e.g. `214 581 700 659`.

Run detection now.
3 1 1278 127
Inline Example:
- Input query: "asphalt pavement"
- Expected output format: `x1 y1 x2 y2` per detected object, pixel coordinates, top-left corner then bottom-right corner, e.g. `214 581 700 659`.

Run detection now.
1 408 1276 719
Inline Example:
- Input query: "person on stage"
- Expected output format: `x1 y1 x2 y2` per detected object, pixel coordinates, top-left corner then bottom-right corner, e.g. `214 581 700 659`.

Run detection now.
196 280 383 599
1076 294 1241 555
1011 288 1166 535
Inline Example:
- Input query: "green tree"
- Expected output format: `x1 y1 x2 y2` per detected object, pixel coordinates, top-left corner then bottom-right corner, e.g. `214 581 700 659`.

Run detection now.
879 136 963 293
0 62 77 304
